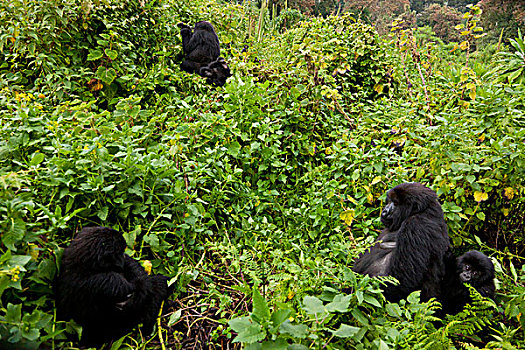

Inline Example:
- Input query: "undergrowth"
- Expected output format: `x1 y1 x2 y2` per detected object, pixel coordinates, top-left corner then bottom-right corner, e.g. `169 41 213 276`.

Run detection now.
0 0 524 349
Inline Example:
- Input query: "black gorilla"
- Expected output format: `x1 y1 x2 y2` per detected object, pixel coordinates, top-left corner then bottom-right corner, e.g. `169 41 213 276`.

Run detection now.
178 21 231 86
54 226 171 346
353 182 451 302
200 57 232 87
440 250 495 315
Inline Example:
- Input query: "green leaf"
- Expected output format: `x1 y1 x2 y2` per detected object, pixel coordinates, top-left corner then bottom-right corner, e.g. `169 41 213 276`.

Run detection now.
167 309 181 326
97 206 109 221
279 321 308 339
110 335 127 350
326 294 351 312
30 152 44 166
377 339 389 350
21 327 40 341
227 141 241 157
10 255 31 267
363 294 381 308
6 303 22 322
96 66 117 85
331 323 360 338
233 323 266 343
2 218 26 251
105 48 118 60
229 316 253 332
351 309 369 326
271 309 291 328
508 68 523 82
386 303 402 318
302 296 326 316
510 262 517 282
252 286 271 323
288 345 308 350
261 338 288 350
87 49 104 61
0 276 10 298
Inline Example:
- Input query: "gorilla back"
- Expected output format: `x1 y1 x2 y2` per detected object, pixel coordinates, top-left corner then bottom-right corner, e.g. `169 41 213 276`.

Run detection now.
179 21 221 74
54 226 171 346
353 183 451 302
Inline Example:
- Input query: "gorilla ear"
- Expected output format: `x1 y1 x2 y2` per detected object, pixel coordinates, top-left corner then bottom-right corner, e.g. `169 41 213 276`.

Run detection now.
388 189 400 204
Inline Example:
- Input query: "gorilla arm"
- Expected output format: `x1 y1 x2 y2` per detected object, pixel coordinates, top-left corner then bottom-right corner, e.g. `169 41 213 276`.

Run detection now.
178 23 193 55
84 272 135 307
352 232 396 277
123 255 148 282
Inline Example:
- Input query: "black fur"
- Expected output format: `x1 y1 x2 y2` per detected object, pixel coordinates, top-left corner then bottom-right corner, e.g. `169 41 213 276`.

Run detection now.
179 21 231 86
440 250 495 315
200 57 232 87
353 182 451 302
54 226 171 346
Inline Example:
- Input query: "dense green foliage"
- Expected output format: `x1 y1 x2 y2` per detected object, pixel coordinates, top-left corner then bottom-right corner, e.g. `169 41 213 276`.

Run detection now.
0 0 524 349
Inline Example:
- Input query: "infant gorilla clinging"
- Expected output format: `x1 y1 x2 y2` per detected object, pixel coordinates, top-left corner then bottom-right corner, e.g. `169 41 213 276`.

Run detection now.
54 226 171 346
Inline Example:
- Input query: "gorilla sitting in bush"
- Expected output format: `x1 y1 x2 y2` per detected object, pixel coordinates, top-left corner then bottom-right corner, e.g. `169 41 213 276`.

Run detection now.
54 226 171 346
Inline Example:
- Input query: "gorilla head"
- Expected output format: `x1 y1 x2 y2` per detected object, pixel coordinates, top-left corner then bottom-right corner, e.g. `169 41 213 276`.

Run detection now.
67 226 126 272
381 182 443 231
457 250 495 297
200 57 232 86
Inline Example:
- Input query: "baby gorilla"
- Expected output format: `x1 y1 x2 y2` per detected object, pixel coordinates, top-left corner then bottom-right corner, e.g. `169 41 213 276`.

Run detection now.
54 226 171 346
200 57 232 87
441 250 495 315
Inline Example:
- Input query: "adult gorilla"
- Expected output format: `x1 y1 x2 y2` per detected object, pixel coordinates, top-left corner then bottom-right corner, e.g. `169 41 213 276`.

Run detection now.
352 182 451 302
178 21 231 86
54 227 171 346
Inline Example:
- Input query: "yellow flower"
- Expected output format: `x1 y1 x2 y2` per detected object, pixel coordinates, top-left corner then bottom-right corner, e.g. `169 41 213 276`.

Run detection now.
504 187 515 200
143 260 152 275
10 266 21 281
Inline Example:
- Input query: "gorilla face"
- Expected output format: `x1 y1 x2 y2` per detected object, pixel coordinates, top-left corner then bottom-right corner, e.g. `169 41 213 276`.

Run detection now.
441 250 496 315
457 250 495 288
459 263 478 282
380 197 398 229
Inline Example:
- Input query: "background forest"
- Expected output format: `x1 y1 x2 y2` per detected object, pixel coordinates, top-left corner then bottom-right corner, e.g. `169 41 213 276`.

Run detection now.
0 0 524 349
